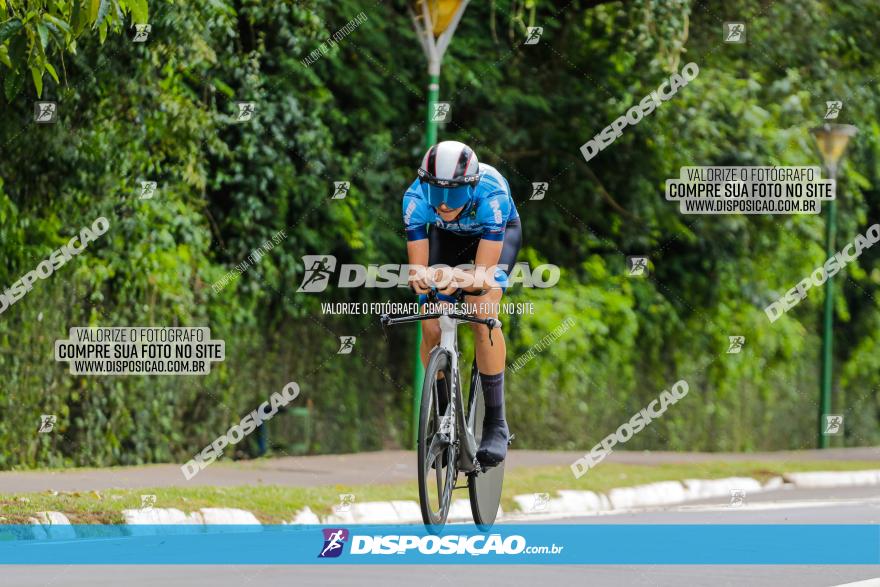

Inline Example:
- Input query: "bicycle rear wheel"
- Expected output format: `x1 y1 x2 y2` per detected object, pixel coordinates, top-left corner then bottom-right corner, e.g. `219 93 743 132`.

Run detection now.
466 364 506 530
417 347 457 530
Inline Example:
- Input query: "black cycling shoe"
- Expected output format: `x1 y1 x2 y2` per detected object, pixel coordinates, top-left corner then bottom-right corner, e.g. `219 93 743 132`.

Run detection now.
476 417 509 469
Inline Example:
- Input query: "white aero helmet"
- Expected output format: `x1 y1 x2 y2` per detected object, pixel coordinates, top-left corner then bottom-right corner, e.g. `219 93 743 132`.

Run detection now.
417 140 480 209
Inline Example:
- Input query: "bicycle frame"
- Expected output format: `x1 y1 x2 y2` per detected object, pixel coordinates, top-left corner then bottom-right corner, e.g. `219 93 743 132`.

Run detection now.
380 303 501 475
436 313 481 473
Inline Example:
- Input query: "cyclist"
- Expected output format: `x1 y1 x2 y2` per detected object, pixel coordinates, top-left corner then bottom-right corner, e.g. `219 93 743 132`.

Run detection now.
402 140 522 467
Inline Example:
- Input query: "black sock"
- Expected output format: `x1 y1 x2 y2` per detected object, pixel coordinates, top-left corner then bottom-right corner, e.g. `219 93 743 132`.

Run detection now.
477 371 508 465
479 371 505 422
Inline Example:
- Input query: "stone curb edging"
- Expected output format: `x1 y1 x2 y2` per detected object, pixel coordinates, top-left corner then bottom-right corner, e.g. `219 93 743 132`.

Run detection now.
311 470 879 525
782 470 880 488
18 469 880 534
18 508 263 540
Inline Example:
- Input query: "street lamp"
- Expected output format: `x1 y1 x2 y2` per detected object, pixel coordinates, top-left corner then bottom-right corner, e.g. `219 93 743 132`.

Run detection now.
809 123 858 448
408 0 471 447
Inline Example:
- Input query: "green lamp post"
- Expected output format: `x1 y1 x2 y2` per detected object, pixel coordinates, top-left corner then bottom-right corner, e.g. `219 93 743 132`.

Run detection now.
810 122 858 448
408 0 470 447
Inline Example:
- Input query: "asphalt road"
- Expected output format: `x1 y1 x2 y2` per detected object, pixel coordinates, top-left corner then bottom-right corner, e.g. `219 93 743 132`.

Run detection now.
3 485 878 587
2 447 877 492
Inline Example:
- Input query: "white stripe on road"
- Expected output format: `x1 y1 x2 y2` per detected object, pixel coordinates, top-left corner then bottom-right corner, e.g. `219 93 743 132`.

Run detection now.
673 495 880 514
830 579 880 587
500 495 880 522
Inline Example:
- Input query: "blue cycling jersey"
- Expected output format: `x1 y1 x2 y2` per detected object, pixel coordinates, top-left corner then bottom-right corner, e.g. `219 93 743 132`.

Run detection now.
402 163 520 242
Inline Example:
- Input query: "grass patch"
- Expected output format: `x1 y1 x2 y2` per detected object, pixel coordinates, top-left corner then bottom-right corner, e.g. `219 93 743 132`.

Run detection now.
1 459 876 524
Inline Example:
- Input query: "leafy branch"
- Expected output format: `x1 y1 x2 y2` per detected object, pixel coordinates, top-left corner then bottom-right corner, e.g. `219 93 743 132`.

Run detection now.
0 0 148 100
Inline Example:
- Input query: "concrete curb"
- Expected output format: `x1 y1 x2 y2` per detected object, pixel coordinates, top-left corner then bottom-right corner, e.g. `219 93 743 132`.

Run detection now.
121 507 204 525
782 470 880 488
122 507 260 530
511 476 769 521
284 470 877 524
29 511 75 540
21 469 880 530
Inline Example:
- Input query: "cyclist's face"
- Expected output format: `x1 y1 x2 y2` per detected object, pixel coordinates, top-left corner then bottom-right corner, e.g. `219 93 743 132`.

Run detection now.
427 183 472 220
436 202 464 220
427 184 472 208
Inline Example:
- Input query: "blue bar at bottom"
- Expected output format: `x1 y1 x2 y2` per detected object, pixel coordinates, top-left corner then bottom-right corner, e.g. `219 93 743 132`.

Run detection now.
0 524 877 565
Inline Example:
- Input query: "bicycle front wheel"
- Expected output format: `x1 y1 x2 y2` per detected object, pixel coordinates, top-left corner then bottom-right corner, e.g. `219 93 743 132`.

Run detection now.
417 347 457 530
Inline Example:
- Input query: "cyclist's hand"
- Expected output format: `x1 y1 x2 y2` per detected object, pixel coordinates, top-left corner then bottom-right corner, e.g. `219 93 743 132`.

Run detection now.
411 282 432 294
438 283 459 295
439 267 477 295
408 267 432 294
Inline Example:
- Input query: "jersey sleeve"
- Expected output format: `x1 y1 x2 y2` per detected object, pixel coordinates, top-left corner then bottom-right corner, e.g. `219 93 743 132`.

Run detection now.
476 190 511 241
402 186 431 241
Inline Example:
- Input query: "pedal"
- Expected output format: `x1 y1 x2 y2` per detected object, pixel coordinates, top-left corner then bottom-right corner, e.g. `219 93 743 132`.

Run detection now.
478 460 503 471
508 432 515 445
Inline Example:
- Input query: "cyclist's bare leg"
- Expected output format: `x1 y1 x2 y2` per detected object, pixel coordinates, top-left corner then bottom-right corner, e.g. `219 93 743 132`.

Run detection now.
466 287 509 466
420 316 441 367
420 316 449 419
466 288 505 374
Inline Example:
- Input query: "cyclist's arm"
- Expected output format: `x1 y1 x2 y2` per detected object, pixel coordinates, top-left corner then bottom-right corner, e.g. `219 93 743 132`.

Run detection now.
461 191 510 293
436 238 502 295
403 191 432 293
464 239 503 293
407 239 431 293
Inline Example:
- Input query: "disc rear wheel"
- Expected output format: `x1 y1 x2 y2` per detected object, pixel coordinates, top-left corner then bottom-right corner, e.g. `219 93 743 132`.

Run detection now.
467 373 505 530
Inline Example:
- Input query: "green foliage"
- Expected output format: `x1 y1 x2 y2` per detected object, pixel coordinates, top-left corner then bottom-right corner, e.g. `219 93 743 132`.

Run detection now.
0 0 878 469
0 0 148 99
